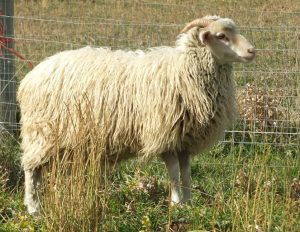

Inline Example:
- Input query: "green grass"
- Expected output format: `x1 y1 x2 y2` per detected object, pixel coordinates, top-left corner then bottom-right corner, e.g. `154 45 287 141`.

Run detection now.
0 0 299 231
1 137 299 231
96 146 300 231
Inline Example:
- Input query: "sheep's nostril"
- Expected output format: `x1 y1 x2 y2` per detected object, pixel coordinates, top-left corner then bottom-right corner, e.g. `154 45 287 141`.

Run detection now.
248 48 255 54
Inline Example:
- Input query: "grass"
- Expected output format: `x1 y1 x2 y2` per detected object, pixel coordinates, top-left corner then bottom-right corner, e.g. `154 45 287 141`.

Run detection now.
1 136 299 231
0 0 299 231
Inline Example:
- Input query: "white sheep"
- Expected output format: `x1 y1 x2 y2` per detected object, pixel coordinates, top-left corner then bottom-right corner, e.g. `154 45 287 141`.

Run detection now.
17 15 255 215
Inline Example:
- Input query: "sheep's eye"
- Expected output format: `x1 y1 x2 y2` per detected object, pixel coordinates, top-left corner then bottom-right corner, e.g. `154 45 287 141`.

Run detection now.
216 33 226 40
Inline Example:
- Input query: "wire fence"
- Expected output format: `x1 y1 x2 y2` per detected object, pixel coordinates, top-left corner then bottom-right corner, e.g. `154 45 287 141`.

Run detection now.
0 0 299 150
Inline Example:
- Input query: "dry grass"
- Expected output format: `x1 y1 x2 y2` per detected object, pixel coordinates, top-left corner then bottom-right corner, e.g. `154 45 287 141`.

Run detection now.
41 149 105 231
0 165 9 193
37 101 110 231
238 83 286 131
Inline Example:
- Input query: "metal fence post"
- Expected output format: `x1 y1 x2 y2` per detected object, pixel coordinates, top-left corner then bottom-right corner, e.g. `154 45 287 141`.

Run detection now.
0 0 16 133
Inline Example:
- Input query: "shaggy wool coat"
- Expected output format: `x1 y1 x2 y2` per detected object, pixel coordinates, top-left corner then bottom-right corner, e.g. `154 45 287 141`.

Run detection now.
18 28 236 170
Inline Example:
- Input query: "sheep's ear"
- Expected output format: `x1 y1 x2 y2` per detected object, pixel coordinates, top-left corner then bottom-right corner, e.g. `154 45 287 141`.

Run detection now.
199 30 210 45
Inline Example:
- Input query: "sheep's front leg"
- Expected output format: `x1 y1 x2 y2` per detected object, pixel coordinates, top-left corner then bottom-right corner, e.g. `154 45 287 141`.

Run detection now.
24 168 41 216
178 153 191 203
161 152 181 204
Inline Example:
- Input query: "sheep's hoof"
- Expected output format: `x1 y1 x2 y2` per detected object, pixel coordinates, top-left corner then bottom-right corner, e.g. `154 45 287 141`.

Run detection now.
26 204 41 217
170 199 192 208
29 210 41 217
170 200 181 207
181 198 192 205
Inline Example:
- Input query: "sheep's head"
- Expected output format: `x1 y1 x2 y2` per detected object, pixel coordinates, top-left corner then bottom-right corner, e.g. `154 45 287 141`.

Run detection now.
180 16 255 64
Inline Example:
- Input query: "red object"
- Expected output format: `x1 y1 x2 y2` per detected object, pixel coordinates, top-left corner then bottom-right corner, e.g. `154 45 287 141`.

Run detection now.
0 10 33 69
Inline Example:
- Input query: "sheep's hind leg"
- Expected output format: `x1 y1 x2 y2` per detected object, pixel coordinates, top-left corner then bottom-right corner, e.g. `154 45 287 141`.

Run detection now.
24 168 41 216
178 152 191 203
161 152 181 205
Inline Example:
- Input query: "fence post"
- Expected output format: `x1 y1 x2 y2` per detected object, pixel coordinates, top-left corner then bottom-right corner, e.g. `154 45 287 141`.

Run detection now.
0 0 16 133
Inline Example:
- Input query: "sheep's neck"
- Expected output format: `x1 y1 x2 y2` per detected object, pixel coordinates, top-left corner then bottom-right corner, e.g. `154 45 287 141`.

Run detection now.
181 47 235 125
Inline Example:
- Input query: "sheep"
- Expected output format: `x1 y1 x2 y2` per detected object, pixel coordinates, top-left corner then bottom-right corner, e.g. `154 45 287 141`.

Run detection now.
17 15 255 215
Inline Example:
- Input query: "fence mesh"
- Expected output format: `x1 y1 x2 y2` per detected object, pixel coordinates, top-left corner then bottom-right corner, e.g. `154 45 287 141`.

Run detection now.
0 0 299 149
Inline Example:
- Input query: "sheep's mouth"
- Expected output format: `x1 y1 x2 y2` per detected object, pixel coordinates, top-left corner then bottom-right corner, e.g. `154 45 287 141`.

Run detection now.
239 54 255 62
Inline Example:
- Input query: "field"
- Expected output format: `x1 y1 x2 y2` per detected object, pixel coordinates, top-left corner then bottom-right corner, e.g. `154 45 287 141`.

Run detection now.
0 0 300 231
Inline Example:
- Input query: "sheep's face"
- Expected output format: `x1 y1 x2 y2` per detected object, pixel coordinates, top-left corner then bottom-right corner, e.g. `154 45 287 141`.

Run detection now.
199 19 255 64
